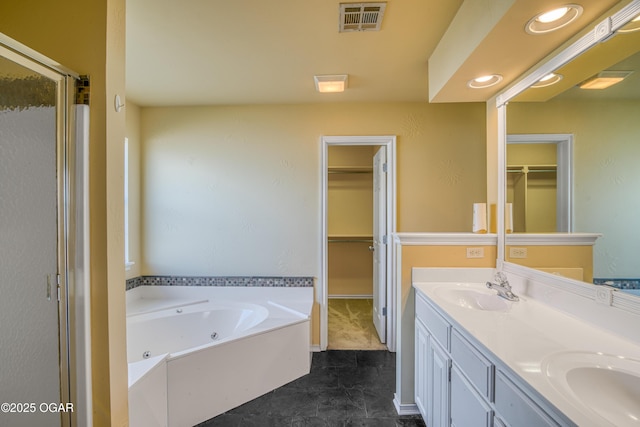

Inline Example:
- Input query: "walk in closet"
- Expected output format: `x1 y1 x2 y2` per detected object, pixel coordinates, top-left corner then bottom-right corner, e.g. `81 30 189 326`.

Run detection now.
507 143 558 232
327 145 384 349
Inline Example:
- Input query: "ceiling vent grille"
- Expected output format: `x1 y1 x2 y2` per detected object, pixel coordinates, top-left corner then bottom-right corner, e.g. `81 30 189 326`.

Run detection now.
339 3 386 32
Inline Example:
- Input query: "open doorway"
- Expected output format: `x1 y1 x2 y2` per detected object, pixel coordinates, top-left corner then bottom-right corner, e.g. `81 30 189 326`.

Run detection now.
507 134 573 232
320 136 396 352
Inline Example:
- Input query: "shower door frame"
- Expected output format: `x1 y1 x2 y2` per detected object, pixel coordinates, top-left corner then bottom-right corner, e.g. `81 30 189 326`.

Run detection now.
0 33 88 427
320 135 397 352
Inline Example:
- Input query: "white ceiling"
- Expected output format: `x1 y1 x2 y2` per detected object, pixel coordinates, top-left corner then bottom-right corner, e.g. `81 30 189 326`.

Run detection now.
125 0 633 107
126 0 464 106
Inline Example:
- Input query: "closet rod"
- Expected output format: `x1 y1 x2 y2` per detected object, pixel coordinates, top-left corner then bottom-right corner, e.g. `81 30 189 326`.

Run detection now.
328 239 373 243
507 169 557 174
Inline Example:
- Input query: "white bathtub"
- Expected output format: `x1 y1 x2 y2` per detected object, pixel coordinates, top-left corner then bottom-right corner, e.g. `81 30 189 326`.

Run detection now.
126 285 313 427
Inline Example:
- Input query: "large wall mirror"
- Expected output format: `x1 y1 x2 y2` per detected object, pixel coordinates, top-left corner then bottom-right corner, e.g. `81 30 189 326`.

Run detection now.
498 0 640 301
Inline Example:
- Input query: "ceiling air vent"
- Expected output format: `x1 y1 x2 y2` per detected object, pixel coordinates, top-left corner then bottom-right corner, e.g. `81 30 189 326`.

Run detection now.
339 3 387 32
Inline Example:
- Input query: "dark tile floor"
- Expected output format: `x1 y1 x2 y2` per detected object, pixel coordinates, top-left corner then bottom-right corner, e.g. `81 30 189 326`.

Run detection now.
197 350 426 427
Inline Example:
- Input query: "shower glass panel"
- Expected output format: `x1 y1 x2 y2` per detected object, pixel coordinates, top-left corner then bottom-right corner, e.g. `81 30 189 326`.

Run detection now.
0 52 63 427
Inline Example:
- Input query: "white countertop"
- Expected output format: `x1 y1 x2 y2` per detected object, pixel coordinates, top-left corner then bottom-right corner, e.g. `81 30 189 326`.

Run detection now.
413 281 640 427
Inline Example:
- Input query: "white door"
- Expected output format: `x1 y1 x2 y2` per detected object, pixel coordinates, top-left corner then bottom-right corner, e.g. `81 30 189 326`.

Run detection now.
372 147 386 342
0 50 63 427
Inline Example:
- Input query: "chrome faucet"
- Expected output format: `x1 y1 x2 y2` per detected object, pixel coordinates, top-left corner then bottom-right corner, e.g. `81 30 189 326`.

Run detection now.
486 271 519 301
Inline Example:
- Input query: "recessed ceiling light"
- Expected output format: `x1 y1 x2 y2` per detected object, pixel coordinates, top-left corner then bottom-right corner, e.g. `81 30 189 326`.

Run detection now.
618 14 640 33
531 73 563 88
467 74 503 89
579 71 633 90
526 4 583 34
314 74 348 93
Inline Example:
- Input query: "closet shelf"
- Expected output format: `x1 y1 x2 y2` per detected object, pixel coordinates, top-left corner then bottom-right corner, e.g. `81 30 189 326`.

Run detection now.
328 234 373 243
328 166 373 174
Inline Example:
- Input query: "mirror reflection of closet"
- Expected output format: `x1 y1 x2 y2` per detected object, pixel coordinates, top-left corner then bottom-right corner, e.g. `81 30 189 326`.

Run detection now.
327 145 385 350
507 142 557 232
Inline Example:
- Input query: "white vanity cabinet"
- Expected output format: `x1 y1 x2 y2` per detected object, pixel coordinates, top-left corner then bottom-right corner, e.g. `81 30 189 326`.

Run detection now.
415 295 451 427
415 290 571 427
415 313 451 427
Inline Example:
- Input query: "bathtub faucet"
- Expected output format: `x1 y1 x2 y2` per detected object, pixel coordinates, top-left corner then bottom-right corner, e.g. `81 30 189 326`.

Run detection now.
486 271 519 301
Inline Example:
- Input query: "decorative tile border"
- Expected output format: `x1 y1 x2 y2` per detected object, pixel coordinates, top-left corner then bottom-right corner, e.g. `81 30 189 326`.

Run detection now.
126 275 315 291
594 278 640 290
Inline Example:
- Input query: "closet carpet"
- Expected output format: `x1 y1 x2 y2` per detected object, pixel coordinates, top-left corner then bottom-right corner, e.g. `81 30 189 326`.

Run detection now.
328 299 386 350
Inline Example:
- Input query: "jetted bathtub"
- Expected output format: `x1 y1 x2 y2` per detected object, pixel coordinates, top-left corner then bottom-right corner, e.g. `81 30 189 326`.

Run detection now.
126 285 313 427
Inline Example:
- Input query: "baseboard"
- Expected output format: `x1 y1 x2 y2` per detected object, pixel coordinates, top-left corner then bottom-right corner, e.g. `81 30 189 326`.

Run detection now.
328 294 374 299
310 345 322 352
393 394 420 416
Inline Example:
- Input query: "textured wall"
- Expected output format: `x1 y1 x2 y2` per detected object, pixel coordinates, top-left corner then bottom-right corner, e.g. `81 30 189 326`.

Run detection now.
140 102 487 277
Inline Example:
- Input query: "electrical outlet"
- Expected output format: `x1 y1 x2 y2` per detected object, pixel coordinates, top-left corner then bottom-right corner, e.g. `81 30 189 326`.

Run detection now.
510 247 528 259
466 247 484 258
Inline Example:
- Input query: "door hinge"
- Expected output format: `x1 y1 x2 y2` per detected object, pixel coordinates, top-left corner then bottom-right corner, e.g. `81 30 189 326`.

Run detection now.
382 234 388 244
448 364 452 382
382 162 388 173
382 307 387 316
56 274 61 302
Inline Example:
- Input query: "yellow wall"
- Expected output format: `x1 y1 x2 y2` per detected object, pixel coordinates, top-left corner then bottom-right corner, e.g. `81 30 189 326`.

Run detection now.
140 102 487 277
0 2 128 426
328 242 373 296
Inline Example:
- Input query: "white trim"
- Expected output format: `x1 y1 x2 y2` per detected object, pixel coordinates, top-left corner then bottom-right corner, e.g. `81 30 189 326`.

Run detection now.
497 103 506 262
320 135 397 352
506 233 600 246
612 291 640 315
393 395 420 416
393 232 497 246
503 262 594 299
507 134 573 232
73 104 93 427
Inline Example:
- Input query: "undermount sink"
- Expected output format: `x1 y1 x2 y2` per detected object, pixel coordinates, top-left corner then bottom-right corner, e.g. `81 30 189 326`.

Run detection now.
542 351 640 426
434 284 512 312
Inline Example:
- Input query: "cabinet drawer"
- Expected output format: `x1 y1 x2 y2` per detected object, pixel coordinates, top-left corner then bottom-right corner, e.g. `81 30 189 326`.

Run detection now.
495 371 558 427
451 329 494 400
415 293 450 350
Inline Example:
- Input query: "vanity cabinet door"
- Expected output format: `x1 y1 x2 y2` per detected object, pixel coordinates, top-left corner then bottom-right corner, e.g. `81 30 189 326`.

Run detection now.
428 338 451 427
451 365 492 427
415 318 430 418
